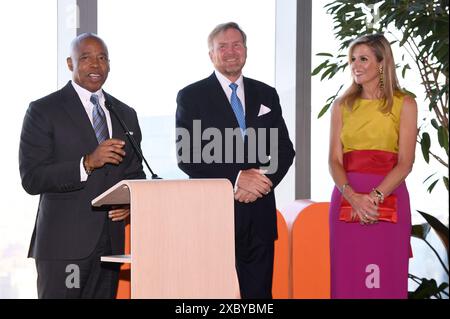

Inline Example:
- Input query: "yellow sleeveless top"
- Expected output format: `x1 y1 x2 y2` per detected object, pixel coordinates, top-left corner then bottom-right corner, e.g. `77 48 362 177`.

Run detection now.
341 94 405 153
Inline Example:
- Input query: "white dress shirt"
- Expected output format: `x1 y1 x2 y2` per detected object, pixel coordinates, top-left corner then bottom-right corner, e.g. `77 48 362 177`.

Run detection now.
71 80 112 181
214 70 246 114
214 70 246 191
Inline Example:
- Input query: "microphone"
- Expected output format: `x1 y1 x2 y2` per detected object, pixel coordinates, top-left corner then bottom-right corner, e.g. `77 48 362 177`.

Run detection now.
104 96 161 180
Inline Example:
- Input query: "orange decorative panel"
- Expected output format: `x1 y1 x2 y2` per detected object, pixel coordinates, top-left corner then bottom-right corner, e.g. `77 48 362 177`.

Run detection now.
272 210 289 298
292 202 330 299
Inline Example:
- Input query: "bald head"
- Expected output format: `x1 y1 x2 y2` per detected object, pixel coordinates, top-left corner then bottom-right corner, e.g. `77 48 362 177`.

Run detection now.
69 33 109 59
67 33 110 92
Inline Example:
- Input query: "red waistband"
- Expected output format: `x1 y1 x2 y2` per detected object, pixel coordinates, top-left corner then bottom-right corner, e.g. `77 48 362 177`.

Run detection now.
343 150 397 175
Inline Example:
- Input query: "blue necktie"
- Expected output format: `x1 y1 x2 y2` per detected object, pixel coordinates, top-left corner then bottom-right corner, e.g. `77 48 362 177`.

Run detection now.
229 83 246 137
90 94 109 144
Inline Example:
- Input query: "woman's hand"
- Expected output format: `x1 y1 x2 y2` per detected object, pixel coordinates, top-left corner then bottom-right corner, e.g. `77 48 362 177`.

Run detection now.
347 192 380 225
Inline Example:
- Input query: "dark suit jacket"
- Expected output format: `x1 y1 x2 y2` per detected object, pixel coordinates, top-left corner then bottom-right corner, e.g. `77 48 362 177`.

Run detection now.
19 82 145 260
176 73 295 242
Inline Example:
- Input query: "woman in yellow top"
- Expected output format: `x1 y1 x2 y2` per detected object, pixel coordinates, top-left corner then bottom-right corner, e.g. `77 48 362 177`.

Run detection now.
328 34 417 298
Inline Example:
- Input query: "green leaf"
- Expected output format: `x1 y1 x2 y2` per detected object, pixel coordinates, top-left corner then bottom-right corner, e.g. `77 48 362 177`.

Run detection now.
437 126 449 155
326 95 336 102
317 102 332 119
444 176 449 191
337 63 348 72
317 85 344 119
437 126 445 147
423 172 437 183
320 65 336 81
402 88 417 98
409 278 442 299
427 179 439 193
401 64 411 78
316 52 334 57
311 60 329 76
428 100 438 112
438 282 449 293
400 30 410 47
411 223 431 240
420 132 431 163
416 210 449 253
431 119 439 130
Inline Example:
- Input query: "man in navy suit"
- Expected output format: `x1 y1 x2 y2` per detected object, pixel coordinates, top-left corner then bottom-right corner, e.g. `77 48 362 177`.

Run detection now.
176 22 295 298
19 33 145 298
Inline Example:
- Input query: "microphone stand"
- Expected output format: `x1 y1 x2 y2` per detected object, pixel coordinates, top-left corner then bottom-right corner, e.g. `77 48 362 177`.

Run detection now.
105 99 161 180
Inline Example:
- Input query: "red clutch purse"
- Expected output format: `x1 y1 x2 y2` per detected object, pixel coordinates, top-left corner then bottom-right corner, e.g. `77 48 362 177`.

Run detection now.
339 194 398 223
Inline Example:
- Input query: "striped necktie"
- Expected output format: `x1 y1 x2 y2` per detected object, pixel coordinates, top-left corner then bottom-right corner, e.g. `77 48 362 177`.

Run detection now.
90 94 109 143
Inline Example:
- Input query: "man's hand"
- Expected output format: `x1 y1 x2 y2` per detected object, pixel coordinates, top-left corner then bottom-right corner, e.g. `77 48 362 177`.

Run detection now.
108 205 130 222
234 187 258 203
86 139 126 170
237 168 273 198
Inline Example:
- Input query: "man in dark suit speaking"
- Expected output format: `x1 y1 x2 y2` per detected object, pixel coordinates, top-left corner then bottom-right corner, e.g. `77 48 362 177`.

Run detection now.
176 22 295 298
19 33 145 298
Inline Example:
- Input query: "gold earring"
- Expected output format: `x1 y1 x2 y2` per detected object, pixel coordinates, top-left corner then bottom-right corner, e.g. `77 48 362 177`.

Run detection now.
379 66 384 90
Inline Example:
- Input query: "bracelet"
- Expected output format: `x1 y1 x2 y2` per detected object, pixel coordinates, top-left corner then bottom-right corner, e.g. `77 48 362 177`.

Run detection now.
372 188 384 203
83 154 93 176
341 182 350 193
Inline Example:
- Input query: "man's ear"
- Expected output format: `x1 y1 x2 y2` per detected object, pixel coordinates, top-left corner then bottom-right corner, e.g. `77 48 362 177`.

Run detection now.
67 57 73 71
208 50 213 62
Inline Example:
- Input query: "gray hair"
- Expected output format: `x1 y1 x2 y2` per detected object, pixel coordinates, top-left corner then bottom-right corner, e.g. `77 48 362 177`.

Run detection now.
207 22 247 51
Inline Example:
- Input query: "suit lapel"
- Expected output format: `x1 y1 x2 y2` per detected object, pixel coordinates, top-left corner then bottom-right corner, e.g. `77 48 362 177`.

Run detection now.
207 73 260 129
103 91 122 139
206 73 238 127
60 82 99 149
243 77 260 129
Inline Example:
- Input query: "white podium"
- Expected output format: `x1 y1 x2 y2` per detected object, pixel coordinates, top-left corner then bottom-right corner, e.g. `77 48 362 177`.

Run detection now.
92 179 240 298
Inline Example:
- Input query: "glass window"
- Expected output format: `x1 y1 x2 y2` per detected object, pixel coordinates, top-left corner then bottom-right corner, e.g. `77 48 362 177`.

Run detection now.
98 0 276 179
0 0 57 298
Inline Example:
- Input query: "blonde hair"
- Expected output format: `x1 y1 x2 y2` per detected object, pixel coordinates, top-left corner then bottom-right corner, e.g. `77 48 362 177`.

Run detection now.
207 22 247 52
340 34 402 113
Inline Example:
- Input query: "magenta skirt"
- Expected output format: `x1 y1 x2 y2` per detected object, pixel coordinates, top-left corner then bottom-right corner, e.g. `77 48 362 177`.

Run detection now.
329 172 411 299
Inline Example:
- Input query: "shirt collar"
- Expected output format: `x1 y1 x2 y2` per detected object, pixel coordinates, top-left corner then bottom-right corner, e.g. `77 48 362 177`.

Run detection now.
70 80 104 105
214 70 244 91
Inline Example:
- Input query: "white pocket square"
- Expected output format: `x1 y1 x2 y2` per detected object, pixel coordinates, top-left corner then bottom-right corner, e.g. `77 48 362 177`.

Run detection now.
258 104 271 117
